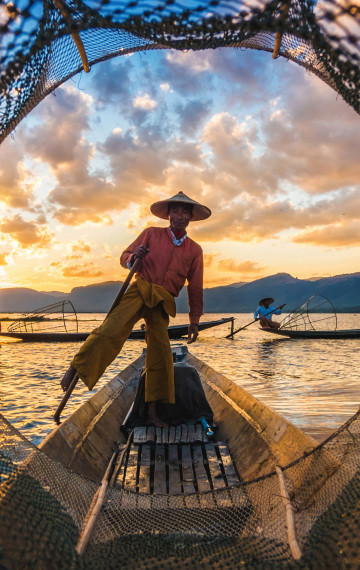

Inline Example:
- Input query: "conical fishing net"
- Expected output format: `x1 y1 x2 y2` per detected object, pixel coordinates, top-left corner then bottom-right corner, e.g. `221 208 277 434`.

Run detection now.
0 0 359 143
6 300 78 334
280 294 338 331
1 406 360 568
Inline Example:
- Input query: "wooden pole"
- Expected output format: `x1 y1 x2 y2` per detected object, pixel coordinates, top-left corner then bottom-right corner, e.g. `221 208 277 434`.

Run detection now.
54 257 142 424
76 430 134 555
75 449 118 555
275 465 302 560
225 304 285 339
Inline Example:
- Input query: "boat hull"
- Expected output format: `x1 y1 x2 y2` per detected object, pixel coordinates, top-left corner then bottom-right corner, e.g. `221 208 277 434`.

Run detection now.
0 317 234 342
261 328 360 339
40 347 316 483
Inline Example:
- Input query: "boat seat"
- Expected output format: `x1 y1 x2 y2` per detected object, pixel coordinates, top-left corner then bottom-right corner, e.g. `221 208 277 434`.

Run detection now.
113 424 241 497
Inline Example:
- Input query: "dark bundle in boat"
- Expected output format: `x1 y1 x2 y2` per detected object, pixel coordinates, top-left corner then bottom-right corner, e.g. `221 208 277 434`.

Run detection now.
1 346 360 568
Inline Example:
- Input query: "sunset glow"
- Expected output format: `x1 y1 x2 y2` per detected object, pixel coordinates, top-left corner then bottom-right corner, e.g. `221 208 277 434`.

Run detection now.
0 48 359 292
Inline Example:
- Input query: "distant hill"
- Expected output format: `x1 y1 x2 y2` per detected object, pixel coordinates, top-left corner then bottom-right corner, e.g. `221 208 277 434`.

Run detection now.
1 272 359 313
0 288 66 313
165 272 360 314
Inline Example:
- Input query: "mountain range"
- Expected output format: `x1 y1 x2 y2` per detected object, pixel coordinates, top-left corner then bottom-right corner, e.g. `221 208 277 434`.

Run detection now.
0 272 359 314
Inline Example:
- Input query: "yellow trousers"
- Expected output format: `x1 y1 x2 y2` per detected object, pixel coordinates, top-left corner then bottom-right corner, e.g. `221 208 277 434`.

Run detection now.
72 277 176 403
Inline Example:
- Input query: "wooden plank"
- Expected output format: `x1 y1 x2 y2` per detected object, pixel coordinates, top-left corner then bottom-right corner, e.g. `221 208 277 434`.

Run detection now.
192 444 211 493
146 426 156 443
123 445 139 492
162 426 169 444
194 424 203 443
205 442 225 490
168 426 176 444
180 444 195 494
154 444 167 494
205 442 233 507
156 427 162 444
175 425 182 443
168 444 182 494
138 444 151 494
134 427 147 444
217 443 240 486
187 424 195 443
181 424 188 443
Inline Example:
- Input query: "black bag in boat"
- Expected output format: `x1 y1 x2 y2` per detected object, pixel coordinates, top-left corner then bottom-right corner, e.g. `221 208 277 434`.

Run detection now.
125 364 214 427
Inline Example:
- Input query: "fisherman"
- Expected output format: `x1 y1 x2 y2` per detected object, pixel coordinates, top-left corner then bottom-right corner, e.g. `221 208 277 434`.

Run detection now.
60 191 211 426
254 297 285 329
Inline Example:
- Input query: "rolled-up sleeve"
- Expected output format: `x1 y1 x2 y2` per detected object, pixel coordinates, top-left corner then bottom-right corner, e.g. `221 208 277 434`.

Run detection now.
120 230 148 269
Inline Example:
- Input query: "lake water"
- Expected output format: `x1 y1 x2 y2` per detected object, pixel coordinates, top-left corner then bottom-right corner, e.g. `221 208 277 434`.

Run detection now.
0 312 359 446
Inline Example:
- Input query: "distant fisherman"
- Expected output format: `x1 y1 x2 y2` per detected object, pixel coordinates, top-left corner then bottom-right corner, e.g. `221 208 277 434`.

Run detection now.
254 297 285 329
60 191 211 426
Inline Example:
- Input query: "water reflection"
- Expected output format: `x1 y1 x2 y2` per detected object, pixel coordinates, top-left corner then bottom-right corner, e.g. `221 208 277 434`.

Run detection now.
1 312 360 445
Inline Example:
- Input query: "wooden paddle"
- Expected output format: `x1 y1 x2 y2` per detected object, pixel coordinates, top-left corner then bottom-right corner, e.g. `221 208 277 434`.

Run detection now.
54 257 142 424
225 304 285 339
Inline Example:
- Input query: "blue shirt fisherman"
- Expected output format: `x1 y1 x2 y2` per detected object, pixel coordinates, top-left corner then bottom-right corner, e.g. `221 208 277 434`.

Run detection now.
254 297 285 329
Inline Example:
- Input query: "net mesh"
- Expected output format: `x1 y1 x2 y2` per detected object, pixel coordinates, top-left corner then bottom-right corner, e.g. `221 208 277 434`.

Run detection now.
0 0 359 143
1 407 360 568
6 299 78 334
280 295 338 331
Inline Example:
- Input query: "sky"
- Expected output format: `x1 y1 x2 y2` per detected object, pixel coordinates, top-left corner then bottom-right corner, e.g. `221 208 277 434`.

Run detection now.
0 44 360 292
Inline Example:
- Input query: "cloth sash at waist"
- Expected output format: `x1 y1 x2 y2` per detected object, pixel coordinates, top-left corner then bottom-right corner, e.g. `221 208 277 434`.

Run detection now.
135 275 176 318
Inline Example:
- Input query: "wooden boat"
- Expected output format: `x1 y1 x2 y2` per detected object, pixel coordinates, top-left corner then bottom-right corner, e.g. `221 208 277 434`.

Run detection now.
41 345 316 485
0 316 234 342
3 345 358 567
261 328 360 339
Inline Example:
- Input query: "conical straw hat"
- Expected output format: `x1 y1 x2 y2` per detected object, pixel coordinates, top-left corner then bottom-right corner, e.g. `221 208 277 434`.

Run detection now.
259 297 275 306
150 191 211 221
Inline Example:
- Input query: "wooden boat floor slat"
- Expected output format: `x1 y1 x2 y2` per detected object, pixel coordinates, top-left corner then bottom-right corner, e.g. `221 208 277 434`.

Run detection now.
133 424 210 444
116 425 242 499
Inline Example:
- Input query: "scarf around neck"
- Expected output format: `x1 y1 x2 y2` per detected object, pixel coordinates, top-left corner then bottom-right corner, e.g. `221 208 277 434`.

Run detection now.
169 227 187 247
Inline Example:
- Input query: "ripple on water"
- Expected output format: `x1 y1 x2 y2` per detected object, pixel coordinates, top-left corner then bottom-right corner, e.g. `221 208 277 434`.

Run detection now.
1 312 359 444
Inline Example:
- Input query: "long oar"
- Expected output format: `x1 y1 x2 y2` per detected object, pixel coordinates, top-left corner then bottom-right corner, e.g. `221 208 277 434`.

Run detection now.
54 257 142 424
225 304 285 339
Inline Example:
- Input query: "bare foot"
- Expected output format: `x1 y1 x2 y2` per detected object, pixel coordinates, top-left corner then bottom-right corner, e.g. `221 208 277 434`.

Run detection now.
147 402 168 427
60 364 77 392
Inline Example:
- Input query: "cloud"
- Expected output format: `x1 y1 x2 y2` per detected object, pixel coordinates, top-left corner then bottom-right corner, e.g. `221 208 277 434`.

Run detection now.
133 93 157 110
27 51 359 240
1 45 359 290
188 184 360 246
175 98 212 136
90 57 134 106
204 252 265 275
159 51 214 95
293 221 360 247
99 127 203 204
0 252 8 265
71 241 92 254
19 86 126 225
0 214 53 248
23 87 92 167
216 258 265 274
61 263 104 278
0 139 34 208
